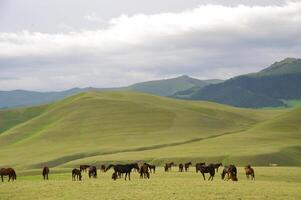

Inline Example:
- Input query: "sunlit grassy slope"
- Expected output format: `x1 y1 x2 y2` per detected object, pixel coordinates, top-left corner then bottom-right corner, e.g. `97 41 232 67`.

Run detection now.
0 91 299 170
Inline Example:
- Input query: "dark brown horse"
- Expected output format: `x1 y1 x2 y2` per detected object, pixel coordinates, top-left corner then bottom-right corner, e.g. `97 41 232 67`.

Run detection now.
145 164 156 173
184 162 192 172
164 162 174 172
179 164 184 172
197 164 215 181
88 166 97 178
105 163 139 181
42 166 49 180
100 165 106 172
221 165 238 181
195 162 205 173
72 168 82 181
0 168 17 182
245 165 255 180
80 165 90 172
213 163 223 172
139 163 150 179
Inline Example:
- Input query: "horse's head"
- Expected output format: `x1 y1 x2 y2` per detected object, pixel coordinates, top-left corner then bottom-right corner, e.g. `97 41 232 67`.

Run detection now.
171 162 175 166
219 163 223 167
221 171 226 180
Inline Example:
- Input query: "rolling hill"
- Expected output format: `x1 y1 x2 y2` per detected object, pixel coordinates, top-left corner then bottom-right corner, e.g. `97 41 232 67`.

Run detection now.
172 58 301 108
1 91 299 171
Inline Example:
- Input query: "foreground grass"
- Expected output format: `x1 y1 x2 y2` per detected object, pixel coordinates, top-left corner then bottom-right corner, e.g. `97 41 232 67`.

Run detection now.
1 167 301 200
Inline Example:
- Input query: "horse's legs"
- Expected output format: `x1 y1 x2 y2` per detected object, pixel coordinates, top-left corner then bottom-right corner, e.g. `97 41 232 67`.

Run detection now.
1 175 3 182
201 173 206 180
47 174 49 180
129 172 131 181
124 173 127 180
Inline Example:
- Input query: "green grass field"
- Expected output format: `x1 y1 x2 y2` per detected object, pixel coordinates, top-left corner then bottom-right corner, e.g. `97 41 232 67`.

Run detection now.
1 167 301 200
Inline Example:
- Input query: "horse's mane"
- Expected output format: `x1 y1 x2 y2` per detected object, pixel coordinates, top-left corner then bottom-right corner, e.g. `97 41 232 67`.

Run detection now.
105 164 115 172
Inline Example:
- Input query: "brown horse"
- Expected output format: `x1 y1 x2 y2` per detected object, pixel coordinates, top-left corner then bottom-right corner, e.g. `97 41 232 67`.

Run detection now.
195 162 205 173
164 162 174 172
179 164 184 172
213 163 223 172
184 162 192 172
245 165 255 180
100 165 106 172
221 165 238 181
88 166 97 178
197 164 215 181
139 163 150 179
72 168 82 181
105 163 139 181
80 165 90 172
0 168 17 182
42 166 49 180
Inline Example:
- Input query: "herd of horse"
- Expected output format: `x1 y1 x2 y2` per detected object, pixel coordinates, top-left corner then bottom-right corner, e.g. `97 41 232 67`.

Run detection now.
0 162 255 182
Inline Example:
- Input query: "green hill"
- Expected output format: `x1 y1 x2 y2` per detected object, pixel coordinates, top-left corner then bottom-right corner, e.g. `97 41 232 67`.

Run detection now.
127 75 222 96
1 91 299 170
174 58 301 108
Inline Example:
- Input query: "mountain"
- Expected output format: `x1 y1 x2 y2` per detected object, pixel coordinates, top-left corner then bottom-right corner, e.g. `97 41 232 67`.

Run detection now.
173 58 301 108
126 75 222 96
2 91 300 170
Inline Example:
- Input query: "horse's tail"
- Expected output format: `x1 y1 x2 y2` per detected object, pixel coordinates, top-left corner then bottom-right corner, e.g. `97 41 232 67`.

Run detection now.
105 164 114 172
12 170 17 180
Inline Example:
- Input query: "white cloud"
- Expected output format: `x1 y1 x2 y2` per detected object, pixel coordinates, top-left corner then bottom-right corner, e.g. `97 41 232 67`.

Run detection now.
0 1 301 90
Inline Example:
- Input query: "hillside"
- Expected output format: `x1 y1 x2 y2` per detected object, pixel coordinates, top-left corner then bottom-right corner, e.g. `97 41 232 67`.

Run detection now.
173 58 301 108
1 91 299 170
126 75 222 96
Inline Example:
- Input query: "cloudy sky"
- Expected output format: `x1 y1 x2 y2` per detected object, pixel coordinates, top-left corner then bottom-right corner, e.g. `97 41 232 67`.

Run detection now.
0 0 300 91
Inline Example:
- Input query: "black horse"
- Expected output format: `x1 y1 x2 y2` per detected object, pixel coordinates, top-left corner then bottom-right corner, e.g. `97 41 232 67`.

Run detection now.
105 163 139 180
197 164 215 181
42 166 49 180
72 168 82 181
184 162 192 172
195 162 205 173
221 165 238 181
88 166 97 178
213 163 223 172
179 163 184 172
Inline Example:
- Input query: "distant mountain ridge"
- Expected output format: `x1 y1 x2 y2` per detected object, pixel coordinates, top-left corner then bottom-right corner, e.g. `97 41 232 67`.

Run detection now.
174 58 301 108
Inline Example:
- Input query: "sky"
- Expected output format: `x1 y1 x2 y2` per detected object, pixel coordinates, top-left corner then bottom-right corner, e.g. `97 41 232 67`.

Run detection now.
0 0 300 91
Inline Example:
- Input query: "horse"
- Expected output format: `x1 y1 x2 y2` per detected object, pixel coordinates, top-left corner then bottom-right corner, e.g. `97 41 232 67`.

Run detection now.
164 162 174 172
221 165 238 181
145 163 156 173
197 164 215 181
42 166 49 180
72 168 82 181
195 163 205 173
139 163 150 179
179 164 184 172
105 163 139 181
245 165 255 180
80 165 90 172
184 162 192 172
213 163 223 172
88 166 97 178
0 168 17 182
100 165 106 172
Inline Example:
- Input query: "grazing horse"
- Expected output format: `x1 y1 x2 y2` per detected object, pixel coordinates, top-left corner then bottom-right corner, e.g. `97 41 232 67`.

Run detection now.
184 162 192 172
42 166 49 180
139 163 150 179
105 163 139 181
100 165 106 172
221 165 238 181
213 163 223 172
145 163 156 174
0 168 17 182
72 168 82 181
245 165 255 180
195 163 205 173
88 166 97 178
197 164 215 181
80 165 90 172
164 162 174 172
179 164 184 172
